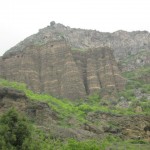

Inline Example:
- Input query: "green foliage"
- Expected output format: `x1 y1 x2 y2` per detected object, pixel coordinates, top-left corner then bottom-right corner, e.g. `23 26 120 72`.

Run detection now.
120 50 150 65
63 139 100 150
122 66 150 82
0 109 112 150
0 108 33 150
71 48 86 51
88 93 101 103
0 109 63 150
119 66 150 114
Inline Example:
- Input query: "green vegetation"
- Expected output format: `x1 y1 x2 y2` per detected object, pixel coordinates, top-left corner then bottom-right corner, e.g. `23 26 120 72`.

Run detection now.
120 50 150 65
0 108 45 150
2 109 148 150
122 66 150 81
0 109 102 150
0 72 149 129
71 47 86 51
119 66 150 114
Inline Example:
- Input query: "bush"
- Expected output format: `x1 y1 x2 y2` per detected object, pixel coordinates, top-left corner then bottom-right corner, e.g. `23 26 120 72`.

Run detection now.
0 108 32 150
63 139 100 150
0 108 44 150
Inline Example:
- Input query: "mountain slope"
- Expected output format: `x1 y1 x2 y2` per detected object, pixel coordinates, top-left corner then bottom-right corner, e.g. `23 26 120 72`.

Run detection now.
0 41 125 99
0 78 150 144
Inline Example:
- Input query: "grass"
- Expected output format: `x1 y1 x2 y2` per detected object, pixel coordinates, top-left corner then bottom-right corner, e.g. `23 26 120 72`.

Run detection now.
120 50 150 65
71 47 86 51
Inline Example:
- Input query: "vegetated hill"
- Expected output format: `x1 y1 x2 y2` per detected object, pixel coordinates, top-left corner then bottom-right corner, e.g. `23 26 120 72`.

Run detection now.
0 71 150 149
0 22 150 149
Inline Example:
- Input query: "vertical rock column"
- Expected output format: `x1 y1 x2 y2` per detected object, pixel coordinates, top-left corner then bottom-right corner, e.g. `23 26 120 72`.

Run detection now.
61 51 86 99
96 48 126 95
86 52 101 94
40 42 60 96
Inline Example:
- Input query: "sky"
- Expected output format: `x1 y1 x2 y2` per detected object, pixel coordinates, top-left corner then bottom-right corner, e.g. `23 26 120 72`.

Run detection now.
0 0 150 56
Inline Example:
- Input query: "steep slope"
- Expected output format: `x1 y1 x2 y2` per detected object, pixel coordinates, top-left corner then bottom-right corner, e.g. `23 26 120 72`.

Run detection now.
0 40 125 99
0 40 85 99
72 47 125 95
0 79 150 143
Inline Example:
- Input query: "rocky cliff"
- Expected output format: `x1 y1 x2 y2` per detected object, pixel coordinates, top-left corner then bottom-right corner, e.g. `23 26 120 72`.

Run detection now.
1 22 150 99
0 39 125 99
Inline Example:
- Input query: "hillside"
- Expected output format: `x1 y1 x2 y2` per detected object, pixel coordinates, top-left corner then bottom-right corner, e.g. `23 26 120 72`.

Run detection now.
0 67 150 149
0 22 150 149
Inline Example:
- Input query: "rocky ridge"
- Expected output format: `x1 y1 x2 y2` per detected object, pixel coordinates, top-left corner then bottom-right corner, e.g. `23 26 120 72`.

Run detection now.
4 22 150 69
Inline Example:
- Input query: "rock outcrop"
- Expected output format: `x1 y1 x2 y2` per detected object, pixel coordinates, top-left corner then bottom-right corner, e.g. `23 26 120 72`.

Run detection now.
72 47 125 95
0 39 125 99
87 111 150 140
0 87 57 126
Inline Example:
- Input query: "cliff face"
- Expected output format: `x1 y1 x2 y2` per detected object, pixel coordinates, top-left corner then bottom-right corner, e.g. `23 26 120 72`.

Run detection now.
0 39 125 99
5 22 150 99
72 47 125 95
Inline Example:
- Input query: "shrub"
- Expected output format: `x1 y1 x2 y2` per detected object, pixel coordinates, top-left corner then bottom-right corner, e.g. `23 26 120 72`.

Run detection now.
0 108 32 150
63 139 100 150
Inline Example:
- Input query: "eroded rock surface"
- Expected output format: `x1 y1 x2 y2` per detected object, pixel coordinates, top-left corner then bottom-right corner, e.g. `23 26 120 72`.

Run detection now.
0 40 125 99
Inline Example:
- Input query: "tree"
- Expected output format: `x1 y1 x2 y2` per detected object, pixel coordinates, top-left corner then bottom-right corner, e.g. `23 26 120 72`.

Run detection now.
0 108 31 150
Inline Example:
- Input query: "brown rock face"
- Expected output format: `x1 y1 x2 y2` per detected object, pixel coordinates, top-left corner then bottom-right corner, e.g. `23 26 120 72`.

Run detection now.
72 47 126 95
0 40 125 99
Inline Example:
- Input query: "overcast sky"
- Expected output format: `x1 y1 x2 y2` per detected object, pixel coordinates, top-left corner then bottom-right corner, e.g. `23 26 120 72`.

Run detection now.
0 0 150 56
